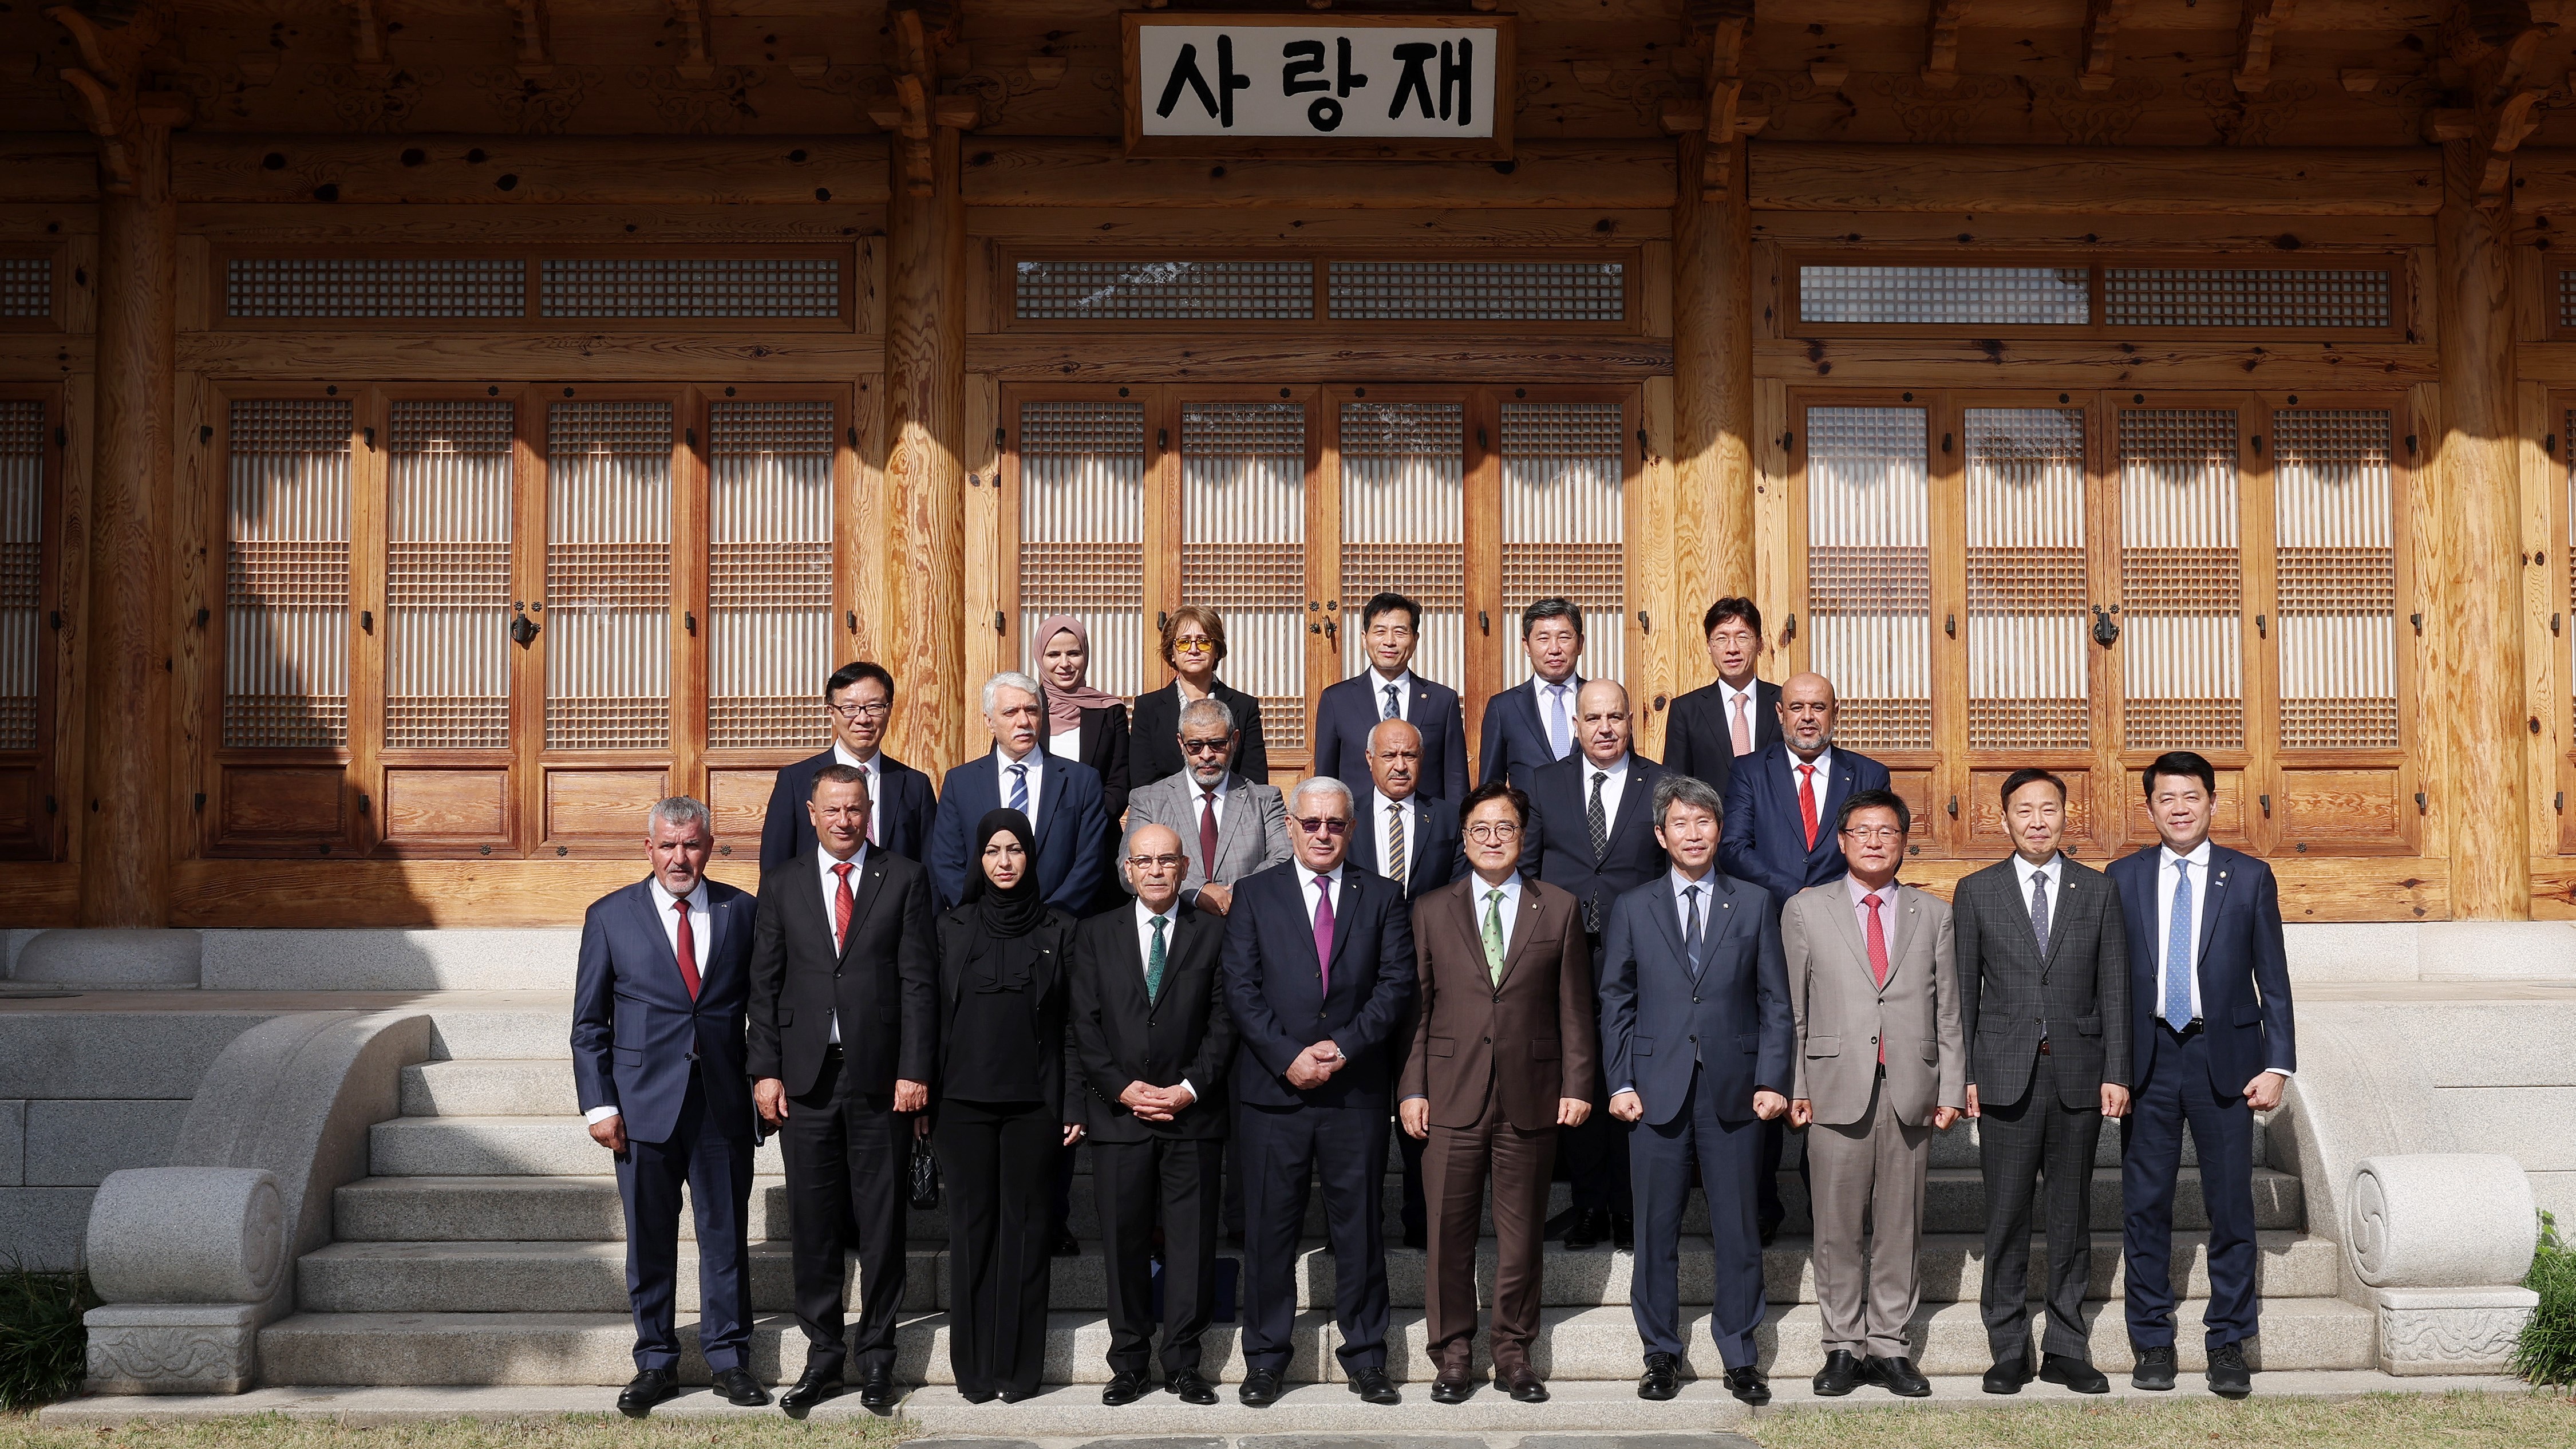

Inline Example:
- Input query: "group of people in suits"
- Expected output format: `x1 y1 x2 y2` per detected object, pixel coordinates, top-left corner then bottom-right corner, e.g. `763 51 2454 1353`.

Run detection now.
566 586 2297 1415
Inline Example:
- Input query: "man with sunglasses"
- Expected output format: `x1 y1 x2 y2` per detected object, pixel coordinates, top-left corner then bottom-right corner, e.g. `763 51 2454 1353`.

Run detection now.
758 661 940 872
1125 696 1291 918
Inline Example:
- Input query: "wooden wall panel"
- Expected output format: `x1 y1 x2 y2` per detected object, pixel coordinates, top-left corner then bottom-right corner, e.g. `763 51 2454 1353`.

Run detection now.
381 768 510 844
542 769 669 842
2121 768 2253 851
2277 767 2407 853
964 140 1675 210
1964 768 2097 851
1751 147 2441 218
217 764 347 842
703 769 775 852
171 136 893 207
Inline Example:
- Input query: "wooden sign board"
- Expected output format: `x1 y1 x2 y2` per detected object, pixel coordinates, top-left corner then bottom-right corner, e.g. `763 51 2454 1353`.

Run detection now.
1123 13 1515 161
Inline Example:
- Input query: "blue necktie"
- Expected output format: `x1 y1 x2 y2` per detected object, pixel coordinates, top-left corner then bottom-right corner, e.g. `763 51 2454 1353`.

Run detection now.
1547 685 1570 759
2164 859 2195 1031
1008 761 1029 815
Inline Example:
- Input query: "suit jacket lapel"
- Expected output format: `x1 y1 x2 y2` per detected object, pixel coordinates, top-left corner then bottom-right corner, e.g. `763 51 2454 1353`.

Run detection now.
704 889 737 984
1212 775 1254 870
625 882 684 1000
1810 760 1856 865
1820 882 1869 985
1606 764 1652 858
1449 878 1487 981
1883 883 1918 991
1649 875 1689 970
839 851 889 964
1495 884 1547 989
2195 850 2229 974
2037 869 2074 973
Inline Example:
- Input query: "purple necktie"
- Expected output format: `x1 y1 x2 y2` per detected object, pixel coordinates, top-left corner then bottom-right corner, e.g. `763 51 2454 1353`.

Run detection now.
1312 874 1337 994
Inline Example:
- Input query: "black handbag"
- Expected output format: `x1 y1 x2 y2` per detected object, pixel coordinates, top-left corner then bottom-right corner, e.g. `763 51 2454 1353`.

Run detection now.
908 1135 942 1211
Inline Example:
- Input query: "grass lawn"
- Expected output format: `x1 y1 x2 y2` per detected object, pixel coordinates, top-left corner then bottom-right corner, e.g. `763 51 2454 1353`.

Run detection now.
1751 1389 2576 1449
0 1415 916 1449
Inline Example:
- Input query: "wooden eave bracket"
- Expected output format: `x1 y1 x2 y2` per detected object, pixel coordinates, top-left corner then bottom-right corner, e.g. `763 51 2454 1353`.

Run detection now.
2079 0 2132 92
1922 0 1966 89
670 0 714 79
46 4 185 194
2435 13 2554 208
508 0 553 77
2232 0 2291 94
875 3 971 196
346 0 390 78
1669 0 1756 197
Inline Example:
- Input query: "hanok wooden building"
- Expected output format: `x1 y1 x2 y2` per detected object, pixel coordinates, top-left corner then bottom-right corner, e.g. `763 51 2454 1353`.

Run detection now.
2 0 2567 932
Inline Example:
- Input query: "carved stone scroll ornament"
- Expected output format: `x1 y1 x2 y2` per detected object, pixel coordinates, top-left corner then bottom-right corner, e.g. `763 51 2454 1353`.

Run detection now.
2347 1154 2542 1375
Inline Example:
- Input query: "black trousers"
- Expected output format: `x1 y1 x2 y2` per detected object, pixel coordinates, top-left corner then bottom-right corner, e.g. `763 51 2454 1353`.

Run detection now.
1978 1047 2105 1364
1095 1134 1225 1378
1238 1099 1389 1375
934 1097 1058 1399
779 1052 908 1377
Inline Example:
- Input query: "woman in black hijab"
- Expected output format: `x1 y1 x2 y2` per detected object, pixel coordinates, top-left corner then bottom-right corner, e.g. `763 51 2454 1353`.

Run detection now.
933 808 1084 1402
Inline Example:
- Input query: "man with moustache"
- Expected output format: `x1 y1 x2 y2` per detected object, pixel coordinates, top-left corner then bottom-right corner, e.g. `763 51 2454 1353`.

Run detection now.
1476 598 1587 792
1955 769 2129 1396
930 671 1110 913
1124 696 1291 918
1664 598 1783 802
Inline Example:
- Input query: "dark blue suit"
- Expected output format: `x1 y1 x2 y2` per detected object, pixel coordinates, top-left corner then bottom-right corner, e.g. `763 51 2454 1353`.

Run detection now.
570 877 758 1375
2106 842 2296 1353
929 749 1109 913
757 749 939 874
1346 790 1464 903
1313 671 1470 804
1597 868 1792 1368
1476 675 1581 792
1717 743 1893 907
1222 860 1416 1376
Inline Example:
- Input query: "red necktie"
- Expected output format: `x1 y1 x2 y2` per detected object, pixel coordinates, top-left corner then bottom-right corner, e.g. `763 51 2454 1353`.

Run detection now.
832 862 855 951
1797 764 1820 850
1864 891 1888 1065
672 897 701 1000
1200 790 1222 881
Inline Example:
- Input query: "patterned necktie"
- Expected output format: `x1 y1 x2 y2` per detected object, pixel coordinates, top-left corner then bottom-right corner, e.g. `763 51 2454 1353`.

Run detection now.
1864 891 1889 1065
1382 682 1401 721
2166 860 2196 1031
1008 761 1029 815
1730 692 1753 757
1547 685 1571 759
1311 874 1337 994
1481 889 1507 983
1683 883 1705 978
1146 913 1168 1000
2029 868 2052 957
1199 789 1222 880
672 897 701 1000
831 862 855 953
1587 771 1610 859
1797 764 1820 850
1386 802 1408 893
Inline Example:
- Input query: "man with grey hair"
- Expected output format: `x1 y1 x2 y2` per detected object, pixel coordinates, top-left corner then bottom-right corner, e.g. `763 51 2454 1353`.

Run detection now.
931 669 1109 911
571 796 766 1416
1125 694 1290 918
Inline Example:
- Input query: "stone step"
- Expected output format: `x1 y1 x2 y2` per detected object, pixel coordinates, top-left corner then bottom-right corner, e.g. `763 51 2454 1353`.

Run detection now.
370 1116 791 1179
294 1229 2336 1316
255 1295 2376 1387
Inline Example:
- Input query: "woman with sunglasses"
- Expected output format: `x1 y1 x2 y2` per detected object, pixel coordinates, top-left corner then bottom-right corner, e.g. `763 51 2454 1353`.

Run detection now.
1131 605 1273 789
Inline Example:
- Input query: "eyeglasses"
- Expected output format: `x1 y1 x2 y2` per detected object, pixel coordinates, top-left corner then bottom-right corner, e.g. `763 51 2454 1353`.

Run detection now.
1125 853 1186 870
1292 816 1352 836
1180 736 1232 756
1172 638 1216 654
1464 822 1522 843
1840 825 1906 842
827 700 892 720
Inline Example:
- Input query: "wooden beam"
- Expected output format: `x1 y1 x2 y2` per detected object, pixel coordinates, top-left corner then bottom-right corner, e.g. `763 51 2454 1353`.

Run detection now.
961 335 1673 382
1749 144 2440 215
1922 0 1967 89
177 333 885 381
1752 337 2437 386
883 125 966 777
962 138 1675 209
2433 10 2549 210
2077 0 2132 91
169 135 892 205
2233 0 2293 93
0 135 102 202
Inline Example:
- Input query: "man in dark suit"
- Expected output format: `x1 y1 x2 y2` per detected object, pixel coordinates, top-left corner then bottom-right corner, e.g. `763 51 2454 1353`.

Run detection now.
1222 776 1417 1408
1597 773 1792 1407
1664 597 1781 800
1313 591 1470 804
748 764 938 1415
758 660 939 872
1399 780 1594 1405
1476 598 1585 792
2105 751 2294 1400
1071 823 1237 1408
931 670 1110 913
1958 768 2131 1396
572 797 768 1416
1520 680 1667 1250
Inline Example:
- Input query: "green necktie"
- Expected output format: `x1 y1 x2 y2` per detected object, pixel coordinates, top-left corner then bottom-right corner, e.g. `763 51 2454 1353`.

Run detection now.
1481 889 1507 983
1147 913 1169 1000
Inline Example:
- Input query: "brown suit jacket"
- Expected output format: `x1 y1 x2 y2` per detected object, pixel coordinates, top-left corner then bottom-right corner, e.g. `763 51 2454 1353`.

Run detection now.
1400 874 1597 1132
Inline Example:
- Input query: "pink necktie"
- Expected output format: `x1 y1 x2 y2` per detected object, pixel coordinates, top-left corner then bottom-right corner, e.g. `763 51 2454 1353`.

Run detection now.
1730 693 1752 756
1312 874 1337 994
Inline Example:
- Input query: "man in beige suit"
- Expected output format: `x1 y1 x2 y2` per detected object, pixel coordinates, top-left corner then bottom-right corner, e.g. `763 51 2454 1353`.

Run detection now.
1783 787 1963 1400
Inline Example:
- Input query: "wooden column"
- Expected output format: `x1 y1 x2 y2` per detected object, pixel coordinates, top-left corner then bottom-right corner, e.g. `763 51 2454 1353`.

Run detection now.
884 124 966 775
1671 130 1755 638
2435 140 2530 919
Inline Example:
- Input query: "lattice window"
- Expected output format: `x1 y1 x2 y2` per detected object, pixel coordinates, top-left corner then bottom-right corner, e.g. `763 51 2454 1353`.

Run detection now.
1016 261 1314 321
386 401 513 750
546 401 672 749
0 401 39 751
2103 269 2391 330
226 259 525 319
2561 275 2576 333
1965 408 2089 751
1327 262 1625 322
539 259 840 318
2273 409 2397 750
2119 409 2243 750
1019 401 1146 699
1181 401 1308 752
709 401 834 751
1796 266 2089 327
1805 406 1931 751
0 258 50 320
1502 403 1623 688
1341 402 1464 688
225 400 351 749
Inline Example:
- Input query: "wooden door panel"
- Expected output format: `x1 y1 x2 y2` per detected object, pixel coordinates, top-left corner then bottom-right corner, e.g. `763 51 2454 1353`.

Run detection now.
544 768 670 843
381 767 511 844
2278 766 2411 854
705 768 777 850
219 764 347 843
1963 767 2095 851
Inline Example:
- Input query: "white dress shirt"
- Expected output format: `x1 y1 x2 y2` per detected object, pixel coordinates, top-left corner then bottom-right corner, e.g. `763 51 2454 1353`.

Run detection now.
1581 753 1634 831
1403 871 1523 1103
590 876 712 1124
829 741 883 844
1366 788 1416 882
1532 676 1578 759
1367 668 1416 722
1133 899 1198 1103
994 744 1045 834
819 841 869 1045
1192 771 1232 836
1301 863 1346 929
2020 852 2064 933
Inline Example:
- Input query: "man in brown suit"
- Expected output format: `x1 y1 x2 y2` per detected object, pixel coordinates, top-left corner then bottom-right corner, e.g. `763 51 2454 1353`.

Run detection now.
1399 780 1595 1404
1783 788 1964 1400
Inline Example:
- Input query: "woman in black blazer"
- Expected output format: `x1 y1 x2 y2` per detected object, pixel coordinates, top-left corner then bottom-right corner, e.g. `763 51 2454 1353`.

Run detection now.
1129 604 1273 788
1034 614 1133 918
933 808 1083 1403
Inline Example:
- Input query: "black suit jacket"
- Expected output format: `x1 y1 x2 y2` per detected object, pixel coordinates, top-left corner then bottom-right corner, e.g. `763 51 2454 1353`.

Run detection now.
1131 680 1273 787
1042 693 1133 826
1070 900 1237 1141
1476 676 1581 793
1222 860 1417 1110
1313 671 1469 804
1345 789 1464 904
933 905 1082 1120
1664 678 1782 802
746 847 939 1100
1954 854 2132 1108
757 751 938 875
1521 752 1671 934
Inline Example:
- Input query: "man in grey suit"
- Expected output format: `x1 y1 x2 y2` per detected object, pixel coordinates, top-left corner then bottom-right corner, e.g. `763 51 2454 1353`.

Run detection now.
1783 788 1963 1400
1126 696 1291 918
1957 768 2130 1396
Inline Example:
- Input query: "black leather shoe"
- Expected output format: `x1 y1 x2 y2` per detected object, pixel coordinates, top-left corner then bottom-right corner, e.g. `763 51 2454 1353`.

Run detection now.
1509 1369 1550 1404
2041 1353 2109 1394
2207 1341 2252 1399
858 1369 899 1412
1611 1213 1634 1251
1564 1207 1609 1251
617 1368 678 1418
998 1387 1039 1403
1238 1368 1284 1406
710 1367 770 1407
2132 1344 2178 1391
1054 1231 1080 1258
1811 1349 1864 1397
1724 1365 1769 1405
1402 1226 1427 1250
1429 1374 1472 1404
778 1369 840 1416
1868 1355 1931 1397
1543 1205 1579 1240
1350 1367 1401 1404
1638 1351 1680 1400
1169 1368 1218 1405
1984 1356 2033 1394
1102 1371 1151 1406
